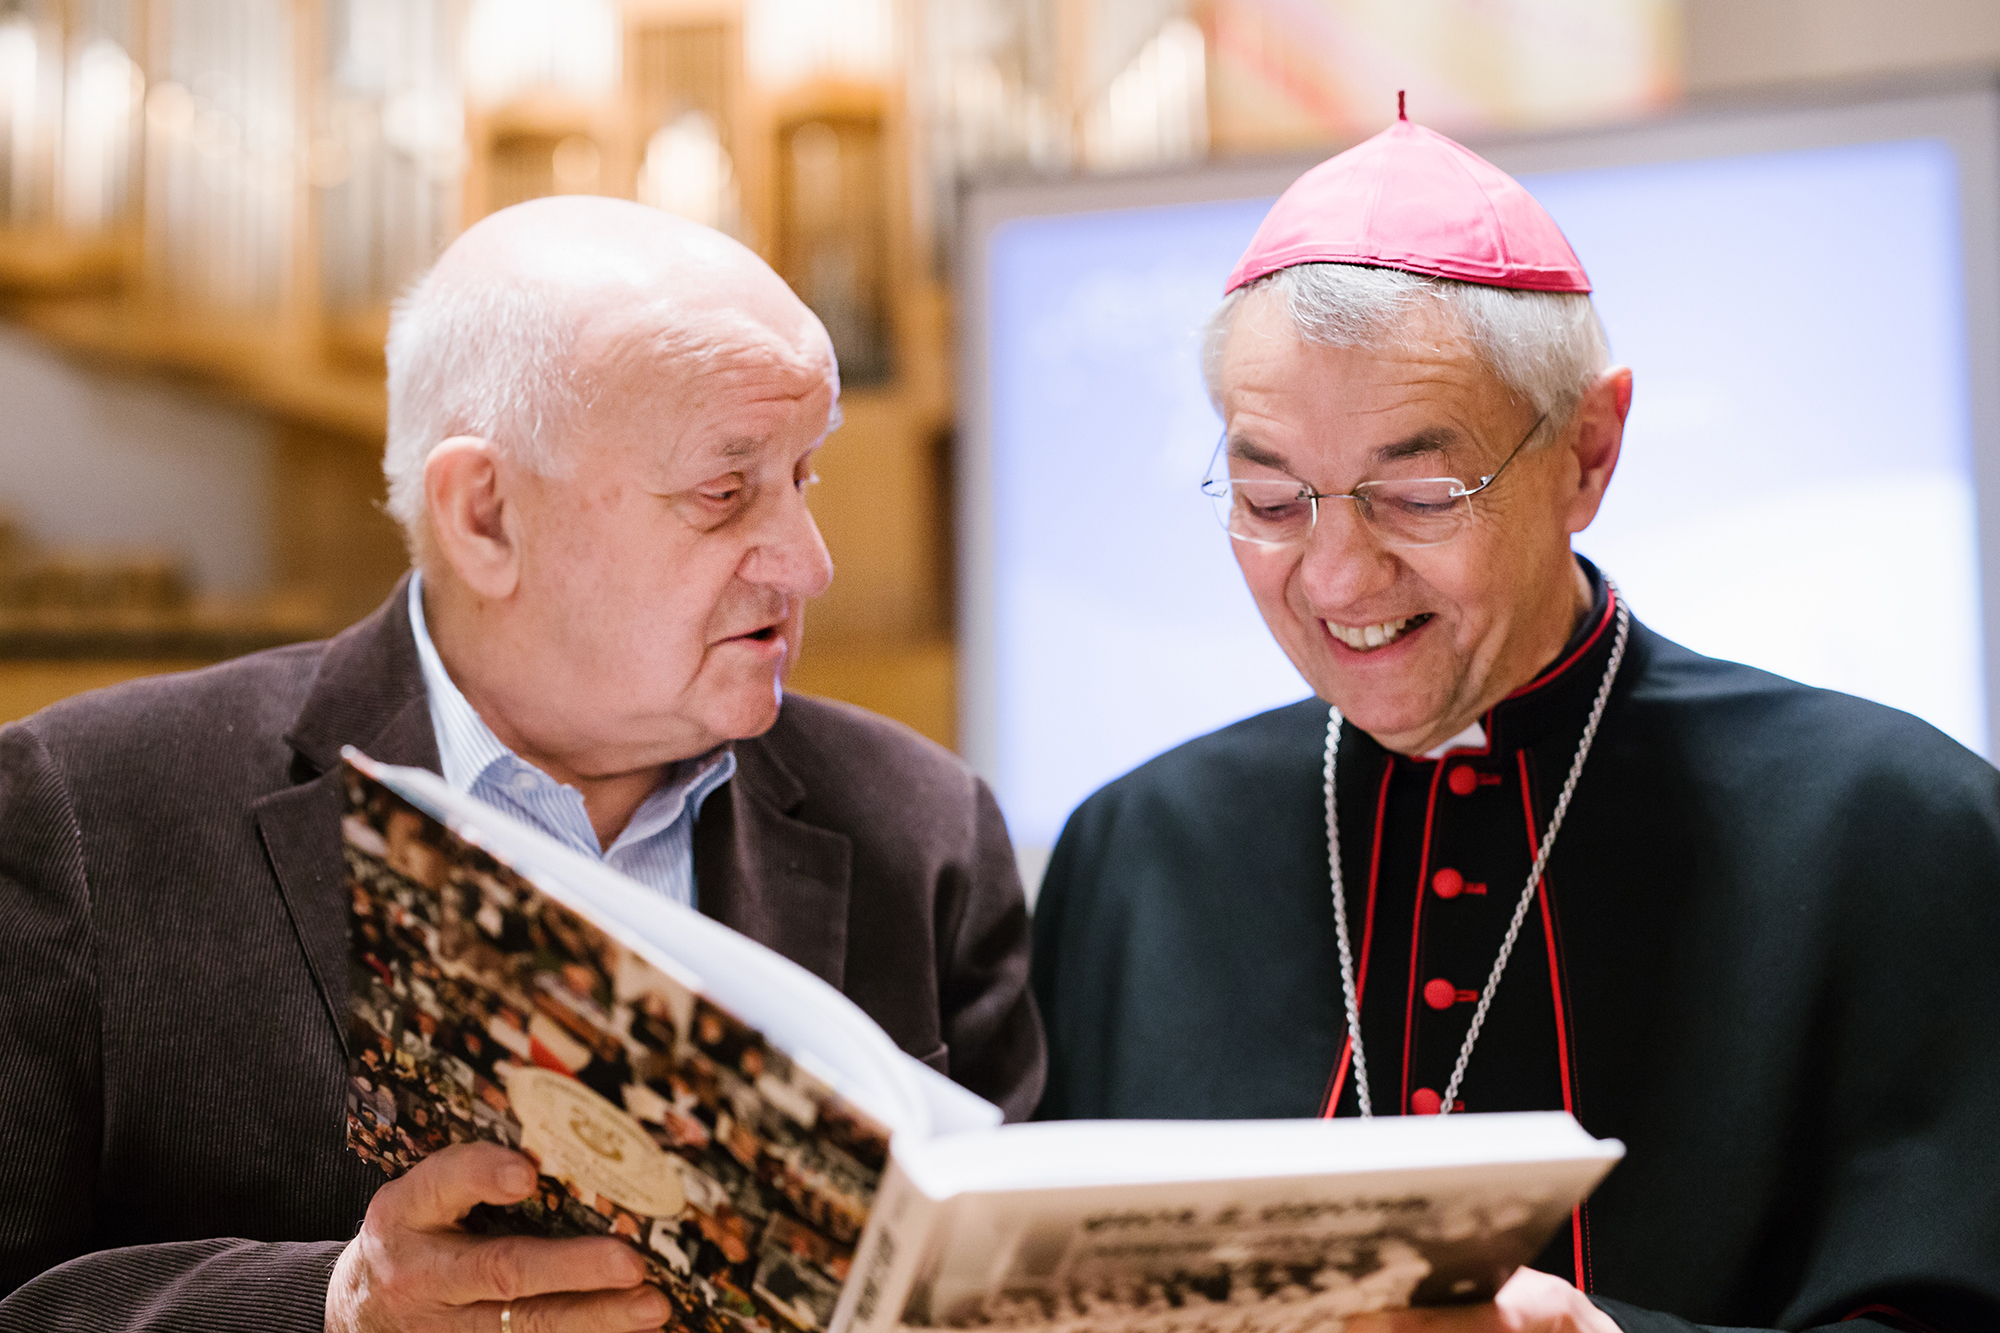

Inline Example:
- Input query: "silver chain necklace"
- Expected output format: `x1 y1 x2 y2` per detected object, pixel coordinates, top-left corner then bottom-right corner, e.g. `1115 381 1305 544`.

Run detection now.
1325 586 1630 1117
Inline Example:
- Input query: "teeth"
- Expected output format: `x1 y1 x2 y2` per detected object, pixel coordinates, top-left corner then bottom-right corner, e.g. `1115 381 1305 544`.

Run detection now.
1326 615 1418 652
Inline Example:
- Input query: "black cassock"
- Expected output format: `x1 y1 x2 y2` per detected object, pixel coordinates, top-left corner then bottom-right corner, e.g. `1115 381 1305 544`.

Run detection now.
1032 565 2000 1333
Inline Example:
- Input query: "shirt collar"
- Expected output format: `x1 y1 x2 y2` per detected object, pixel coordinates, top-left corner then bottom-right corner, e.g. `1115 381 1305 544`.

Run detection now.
611 750 738 854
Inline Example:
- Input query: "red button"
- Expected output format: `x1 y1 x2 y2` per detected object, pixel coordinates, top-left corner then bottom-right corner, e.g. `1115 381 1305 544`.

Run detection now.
1423 977 1459 1010
1432 868 1464 899
1410 1087 1443 1115
1448 765 1478 796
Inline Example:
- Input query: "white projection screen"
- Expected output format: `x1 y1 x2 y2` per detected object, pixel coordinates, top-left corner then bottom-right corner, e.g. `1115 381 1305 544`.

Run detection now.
956 76 2000 888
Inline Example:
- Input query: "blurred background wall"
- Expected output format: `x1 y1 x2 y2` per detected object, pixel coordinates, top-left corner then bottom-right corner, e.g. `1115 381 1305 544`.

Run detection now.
0 0 1995 747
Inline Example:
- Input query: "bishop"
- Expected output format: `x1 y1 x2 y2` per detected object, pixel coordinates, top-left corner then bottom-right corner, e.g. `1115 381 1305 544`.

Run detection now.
1032 104 2000 1333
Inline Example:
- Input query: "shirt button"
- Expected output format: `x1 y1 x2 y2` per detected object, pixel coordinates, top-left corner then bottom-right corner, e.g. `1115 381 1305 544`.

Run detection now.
1432 868 1464 899
1410 1087 1444 1115
509 772 538 792
1448 765 1479 796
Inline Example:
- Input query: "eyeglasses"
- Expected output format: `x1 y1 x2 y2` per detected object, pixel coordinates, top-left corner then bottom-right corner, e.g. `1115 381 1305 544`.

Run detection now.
1199 414 1546 550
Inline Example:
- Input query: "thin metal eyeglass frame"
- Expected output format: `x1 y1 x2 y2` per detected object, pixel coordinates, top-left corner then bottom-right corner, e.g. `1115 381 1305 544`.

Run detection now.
1202 413 1548 549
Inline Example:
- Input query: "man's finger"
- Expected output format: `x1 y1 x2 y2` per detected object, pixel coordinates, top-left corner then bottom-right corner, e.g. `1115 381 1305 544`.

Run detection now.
431 1231 649 1307
382 1142 542 1232
465 1284 673 1333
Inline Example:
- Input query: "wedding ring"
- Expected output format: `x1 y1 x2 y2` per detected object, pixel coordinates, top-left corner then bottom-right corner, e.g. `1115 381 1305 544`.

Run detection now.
500 1304 513 1333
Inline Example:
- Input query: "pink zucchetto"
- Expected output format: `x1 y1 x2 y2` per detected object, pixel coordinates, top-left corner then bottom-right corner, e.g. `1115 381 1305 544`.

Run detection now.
1224 95 1592 295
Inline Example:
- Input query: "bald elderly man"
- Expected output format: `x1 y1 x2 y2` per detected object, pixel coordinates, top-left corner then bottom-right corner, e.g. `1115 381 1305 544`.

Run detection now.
1033 118 2000 1330
0 199 1042 1331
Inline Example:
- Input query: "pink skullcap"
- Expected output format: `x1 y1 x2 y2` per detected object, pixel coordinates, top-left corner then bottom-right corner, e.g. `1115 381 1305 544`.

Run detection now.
1224 98 1591 295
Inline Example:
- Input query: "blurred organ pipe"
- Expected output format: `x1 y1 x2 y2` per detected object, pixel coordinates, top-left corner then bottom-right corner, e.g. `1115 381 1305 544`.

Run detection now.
143 0 295 312
2 0 142 232
318 0 465 343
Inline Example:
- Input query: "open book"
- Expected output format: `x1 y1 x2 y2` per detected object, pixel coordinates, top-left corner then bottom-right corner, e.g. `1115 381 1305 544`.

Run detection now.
340 750 1623 1333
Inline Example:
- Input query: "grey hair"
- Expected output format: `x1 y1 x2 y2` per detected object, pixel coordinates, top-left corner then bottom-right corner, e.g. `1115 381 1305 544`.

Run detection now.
382 270 589 549
1200 263 1611 438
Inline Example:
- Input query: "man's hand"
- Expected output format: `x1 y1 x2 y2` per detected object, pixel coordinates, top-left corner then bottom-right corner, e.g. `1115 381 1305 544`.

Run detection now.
1345 1268 1622 1333
326 1142 672 1333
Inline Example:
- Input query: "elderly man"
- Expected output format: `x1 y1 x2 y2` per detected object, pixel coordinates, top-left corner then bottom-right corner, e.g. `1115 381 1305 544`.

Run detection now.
1031 112 2000 1332
0 197 1042 1331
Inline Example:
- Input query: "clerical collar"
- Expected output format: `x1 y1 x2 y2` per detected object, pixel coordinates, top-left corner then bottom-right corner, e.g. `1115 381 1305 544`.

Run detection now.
1422 720 1488 758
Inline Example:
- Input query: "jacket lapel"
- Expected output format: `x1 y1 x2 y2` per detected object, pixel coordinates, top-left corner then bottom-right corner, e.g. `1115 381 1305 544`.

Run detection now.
255 577 440 1052
694 722 853 991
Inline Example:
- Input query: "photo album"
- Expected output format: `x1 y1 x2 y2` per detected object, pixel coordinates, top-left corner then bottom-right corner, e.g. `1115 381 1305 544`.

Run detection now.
339 749 1623 1333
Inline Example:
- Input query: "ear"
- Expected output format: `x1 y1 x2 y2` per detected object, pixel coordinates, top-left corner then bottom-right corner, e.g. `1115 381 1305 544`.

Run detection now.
423 437 521 600
1561 366 1631 535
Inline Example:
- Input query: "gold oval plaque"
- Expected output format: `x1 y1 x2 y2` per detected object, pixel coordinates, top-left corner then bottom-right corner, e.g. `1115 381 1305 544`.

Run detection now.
502 1065 686 1217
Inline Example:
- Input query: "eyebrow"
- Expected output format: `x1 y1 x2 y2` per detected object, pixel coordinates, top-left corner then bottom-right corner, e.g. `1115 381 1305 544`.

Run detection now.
1227 437 1292 470
1374 426 1461 463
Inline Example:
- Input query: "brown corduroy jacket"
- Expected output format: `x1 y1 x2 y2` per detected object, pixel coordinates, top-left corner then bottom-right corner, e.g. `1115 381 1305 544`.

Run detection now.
0 579 1044 1331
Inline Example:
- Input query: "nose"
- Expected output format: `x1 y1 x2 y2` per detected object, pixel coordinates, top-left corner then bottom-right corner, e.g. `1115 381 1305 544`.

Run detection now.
740 485 834 599
1297 495 1400 608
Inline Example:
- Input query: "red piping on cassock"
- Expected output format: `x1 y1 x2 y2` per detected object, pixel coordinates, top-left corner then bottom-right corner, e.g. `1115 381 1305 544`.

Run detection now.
1322 758 1394 1117
1401 760 1451 1113
1519 748 1590 1290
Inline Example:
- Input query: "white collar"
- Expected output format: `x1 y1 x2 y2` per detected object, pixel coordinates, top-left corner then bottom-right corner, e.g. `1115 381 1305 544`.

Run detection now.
1421 719 1488 759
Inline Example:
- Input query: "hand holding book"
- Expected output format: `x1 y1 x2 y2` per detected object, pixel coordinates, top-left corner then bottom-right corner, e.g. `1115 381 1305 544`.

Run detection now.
325 1141 670 1333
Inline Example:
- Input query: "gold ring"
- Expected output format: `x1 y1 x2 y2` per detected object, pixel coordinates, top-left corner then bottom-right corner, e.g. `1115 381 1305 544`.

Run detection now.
500 1304 513 1333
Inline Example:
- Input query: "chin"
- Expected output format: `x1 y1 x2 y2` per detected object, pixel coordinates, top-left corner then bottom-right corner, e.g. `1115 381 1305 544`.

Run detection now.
706 683 786 742
1321 684 1451 747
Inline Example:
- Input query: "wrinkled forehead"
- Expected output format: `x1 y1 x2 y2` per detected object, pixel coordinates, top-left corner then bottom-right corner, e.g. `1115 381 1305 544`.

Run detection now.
565 300 839 471
578 294 832 386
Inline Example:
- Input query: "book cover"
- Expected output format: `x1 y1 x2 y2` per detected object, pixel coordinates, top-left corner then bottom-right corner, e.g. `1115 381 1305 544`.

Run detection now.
341 760 891 1333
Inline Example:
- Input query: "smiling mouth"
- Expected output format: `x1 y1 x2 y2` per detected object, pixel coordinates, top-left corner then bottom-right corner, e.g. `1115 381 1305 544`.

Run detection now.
1325 613 1432 652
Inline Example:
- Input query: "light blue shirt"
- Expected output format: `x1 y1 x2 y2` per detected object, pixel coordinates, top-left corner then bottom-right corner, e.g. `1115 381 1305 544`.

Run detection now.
407 573 735 909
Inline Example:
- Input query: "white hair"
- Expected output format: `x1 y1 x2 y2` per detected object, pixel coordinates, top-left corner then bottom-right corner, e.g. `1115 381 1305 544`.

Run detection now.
382 270 589 548
1201 263 1611 438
